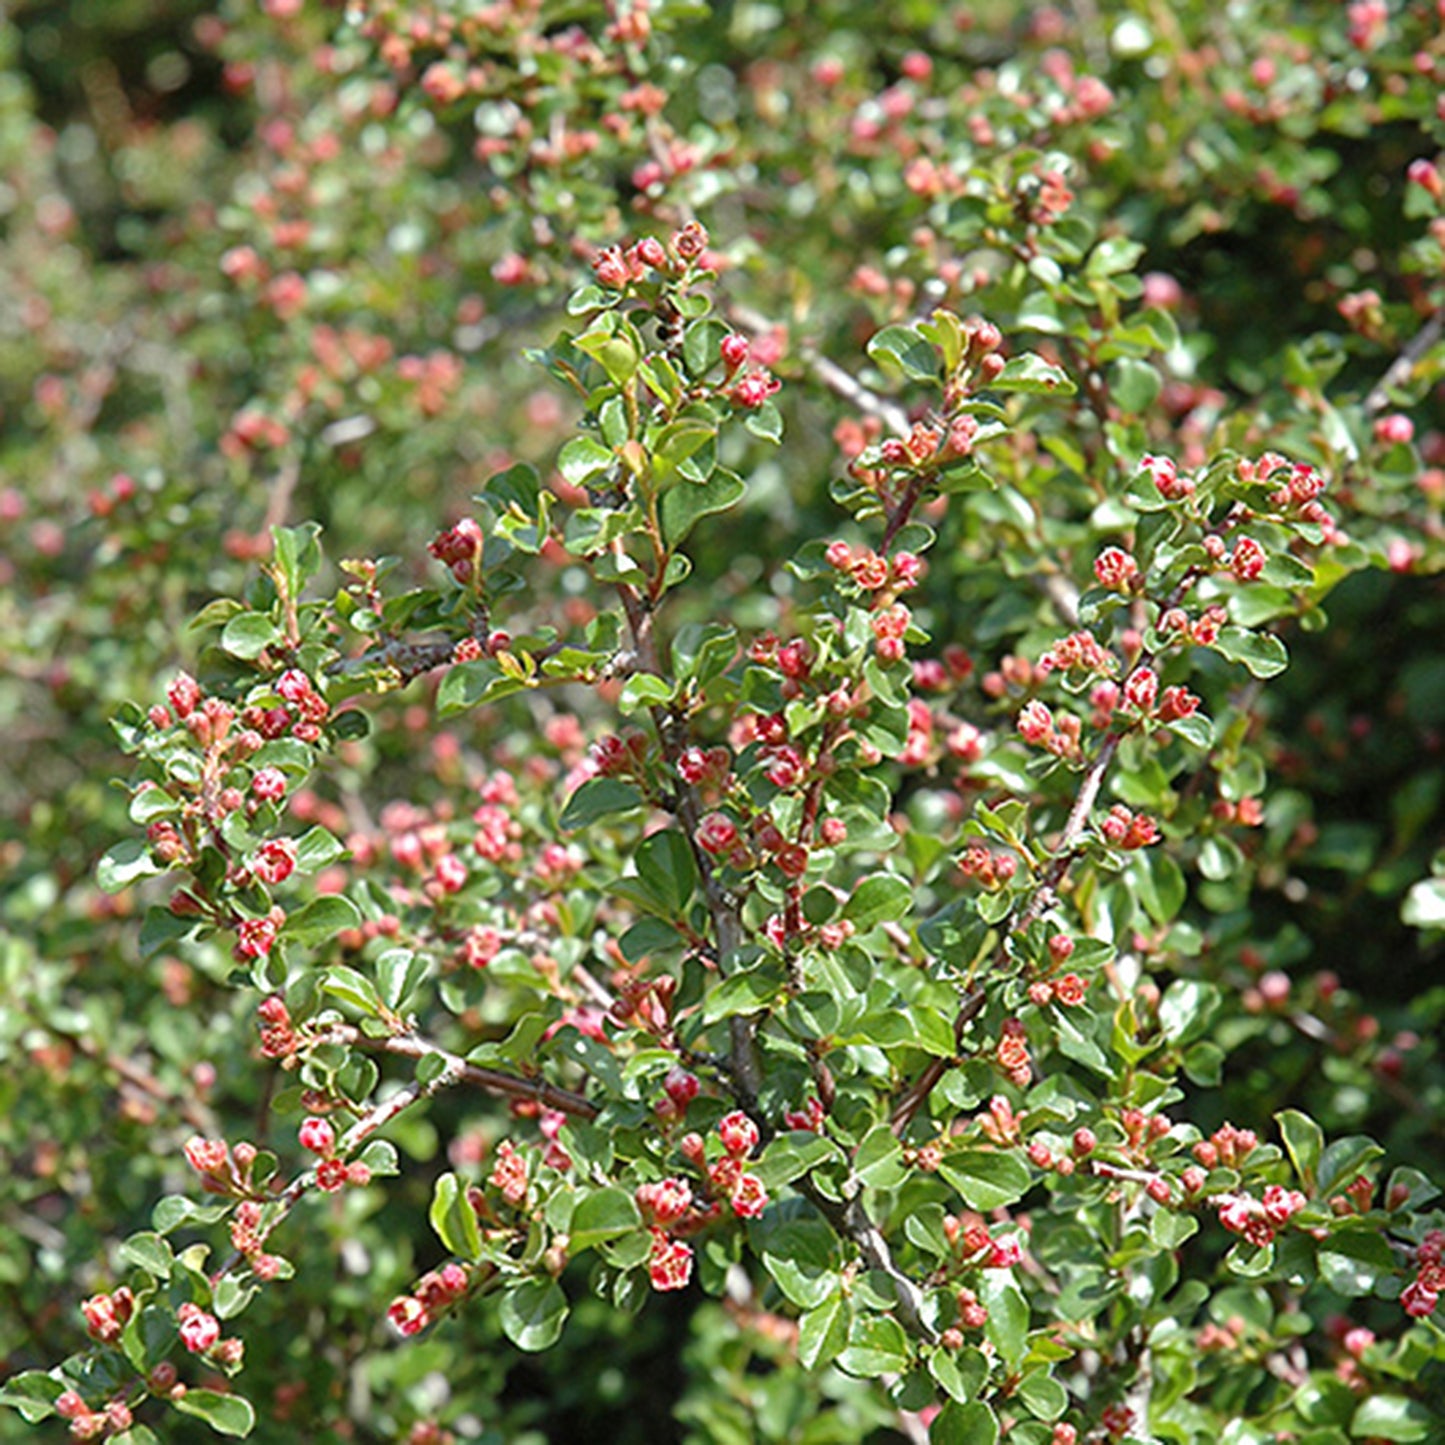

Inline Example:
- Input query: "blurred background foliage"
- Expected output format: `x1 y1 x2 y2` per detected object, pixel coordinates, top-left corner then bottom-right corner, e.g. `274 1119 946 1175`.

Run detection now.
1 0 1443 1439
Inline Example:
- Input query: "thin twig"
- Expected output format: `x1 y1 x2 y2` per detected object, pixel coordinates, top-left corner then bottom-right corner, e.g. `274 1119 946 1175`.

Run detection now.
316 1025 598 1120
1364 308 1445 415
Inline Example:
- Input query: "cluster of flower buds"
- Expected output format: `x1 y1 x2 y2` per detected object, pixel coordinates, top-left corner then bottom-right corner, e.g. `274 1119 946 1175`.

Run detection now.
943 316 1006 399
177 1301 241 1365
54 1386 136 1439
79 1287 134 1345
228 1200 286 1280
1139 452 1195 501
489 1138 530 1207
1157 603 1228 648
257 993 298 1059
1015 698 1083 761
943 1214 1024 1271
878 421 942 469
695 809 744 862
589 727 651 781
870 601 912 664
243 667 330 745
1193 1122 1258 1170
995 1018 1032 1086
911 644 974 694
824 541 924 598
234 904 287 962
783 1095 827 1132
1098 804 1159 849
1217 1184 1307 1247
958 843 1018 890
298 1115 370 1193
1037 629 1118 678
1093 546 1140 592
1027 971 1087 1008
388 1262 471 1337
977 1094 1023 1147
183 1135 263 1197
676 744 732 793
590 221 710 290
636 1176 694 1228
1402 1230 1445 1318
427 517 484 584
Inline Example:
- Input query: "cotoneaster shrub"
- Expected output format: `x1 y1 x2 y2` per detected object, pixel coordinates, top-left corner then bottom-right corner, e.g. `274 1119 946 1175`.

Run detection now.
2 2 1444 1443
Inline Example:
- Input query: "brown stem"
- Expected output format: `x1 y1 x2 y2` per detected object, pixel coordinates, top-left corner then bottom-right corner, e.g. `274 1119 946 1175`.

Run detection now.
1364 307 1444 415
44 1024 218 1135
318 1025 598 1119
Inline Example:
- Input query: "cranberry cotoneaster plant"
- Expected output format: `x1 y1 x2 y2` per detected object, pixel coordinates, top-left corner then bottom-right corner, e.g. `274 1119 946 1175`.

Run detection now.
5 209 1441 1444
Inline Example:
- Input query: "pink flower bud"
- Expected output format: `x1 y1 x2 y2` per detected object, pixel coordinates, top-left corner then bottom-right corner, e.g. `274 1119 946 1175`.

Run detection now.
718 1111 760 1157
298 1116 336 1156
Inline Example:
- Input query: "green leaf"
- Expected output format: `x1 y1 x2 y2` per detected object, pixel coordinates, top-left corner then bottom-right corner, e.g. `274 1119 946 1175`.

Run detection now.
1317 1137 1385 1197
1150 1209 1198 1250
118 1231 173 1281
359 1139 399 1177
867 324 938 381
293 826 346 873
153 1195 231 1233
97 838 162 893
213 1274 256 1321
1158 979 1220 1045
558 435 614 486
271 522 321 598
1088 236 1146 277
756 1132 840 1189
559 777 645 830
618 672 674 711
1213 626 1289 679
937 1150 1031 1210
1317 1227 1396 1297
761 1218 840 1308
618 916 686 963
429 1172 482 1260
634 828 698 916
660 466 746 547
568 1188 641 1254
1277 1109 1324 1191
1132 851 1186 926
797 1291 850 1370
843 874 912 931
1017 1373 1069 1421
838 1314 911 1378
1403 876 1445 930
171 1391 256 1437
931 1401 999 1445
0 1371 65 1422
499 1278 568 1352
929 1345 988 1404
990 353 1076 395
437 659 502 716
376 947 428 1012
853 1124 907 1189
220 611 282 660
139 905 201 958
283 894 361 947
980 1271 1029 1368
1349 1397 1436 1441
1111 356 1161 414
321 965 384 1016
